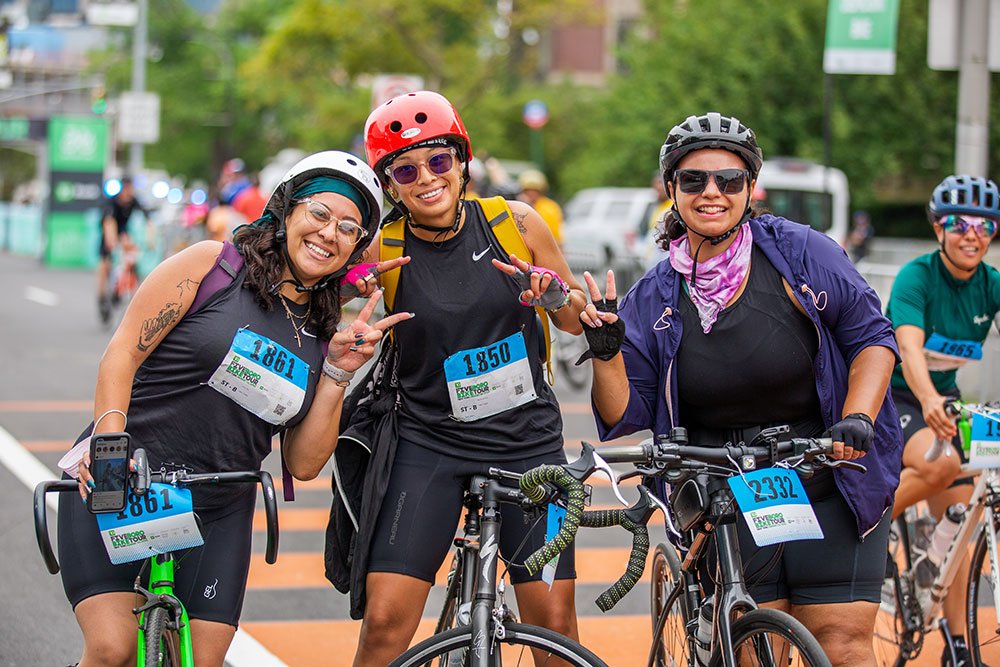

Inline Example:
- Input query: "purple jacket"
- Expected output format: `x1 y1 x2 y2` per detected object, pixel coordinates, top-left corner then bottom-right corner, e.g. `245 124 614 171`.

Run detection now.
598 215 903 537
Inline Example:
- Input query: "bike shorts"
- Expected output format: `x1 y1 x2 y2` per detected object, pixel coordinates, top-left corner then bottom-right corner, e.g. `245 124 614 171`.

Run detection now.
367 438 576 585
57 485 254 627
707 488 892 605
893 386 971 485
98 229 132 259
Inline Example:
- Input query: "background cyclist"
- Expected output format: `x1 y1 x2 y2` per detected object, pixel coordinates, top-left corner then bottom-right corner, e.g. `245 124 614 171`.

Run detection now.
885 174 1000 666
353 90 587 667
59 151 408 667
97 177 144 324
583 112 902 667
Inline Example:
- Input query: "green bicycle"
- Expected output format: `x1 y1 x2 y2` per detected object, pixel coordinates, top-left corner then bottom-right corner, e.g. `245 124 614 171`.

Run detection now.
33 448 279 666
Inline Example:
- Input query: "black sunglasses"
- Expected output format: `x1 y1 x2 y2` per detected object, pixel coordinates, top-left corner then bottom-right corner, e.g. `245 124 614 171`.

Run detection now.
674 169 750 195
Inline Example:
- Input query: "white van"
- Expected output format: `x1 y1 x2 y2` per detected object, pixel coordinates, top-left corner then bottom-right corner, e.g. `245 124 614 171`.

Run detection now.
756 157 849 244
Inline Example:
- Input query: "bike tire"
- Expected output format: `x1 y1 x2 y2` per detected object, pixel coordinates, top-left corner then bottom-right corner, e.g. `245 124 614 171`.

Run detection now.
143 607 180 667
650 542 692 667
966 516 1000 664
873 519 918 667
389 622 608 667
708 608 831 667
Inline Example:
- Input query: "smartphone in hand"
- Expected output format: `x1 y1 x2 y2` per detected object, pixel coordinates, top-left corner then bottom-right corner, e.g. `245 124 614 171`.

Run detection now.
88 432 131 513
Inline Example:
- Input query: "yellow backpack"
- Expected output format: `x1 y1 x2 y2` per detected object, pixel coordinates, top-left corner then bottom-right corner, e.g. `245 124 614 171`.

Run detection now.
379 196 554 383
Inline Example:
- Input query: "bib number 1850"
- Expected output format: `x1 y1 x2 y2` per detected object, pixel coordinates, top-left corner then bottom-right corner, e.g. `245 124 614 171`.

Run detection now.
462 341 511 375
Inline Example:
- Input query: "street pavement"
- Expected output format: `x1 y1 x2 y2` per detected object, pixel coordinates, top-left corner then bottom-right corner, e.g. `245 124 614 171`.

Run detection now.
0 252 659 666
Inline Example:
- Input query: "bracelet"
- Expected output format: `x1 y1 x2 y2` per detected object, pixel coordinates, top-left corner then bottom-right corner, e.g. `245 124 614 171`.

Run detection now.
322 358 356 387
545 292 572 314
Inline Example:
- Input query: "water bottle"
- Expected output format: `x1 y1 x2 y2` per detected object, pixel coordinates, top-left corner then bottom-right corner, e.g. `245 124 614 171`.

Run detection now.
695 594 714 667
915 503 966 589
926 503 966 566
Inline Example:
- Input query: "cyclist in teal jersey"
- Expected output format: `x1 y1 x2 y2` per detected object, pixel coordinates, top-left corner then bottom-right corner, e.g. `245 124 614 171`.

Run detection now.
886 174 1000 666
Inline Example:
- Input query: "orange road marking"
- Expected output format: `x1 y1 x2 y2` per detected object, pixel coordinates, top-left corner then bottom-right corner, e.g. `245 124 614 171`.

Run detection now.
19 440 71 452
247 547 653 590
0 400 91 412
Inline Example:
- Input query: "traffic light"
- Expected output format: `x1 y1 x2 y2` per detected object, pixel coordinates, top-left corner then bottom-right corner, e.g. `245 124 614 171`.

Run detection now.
91 85 107 115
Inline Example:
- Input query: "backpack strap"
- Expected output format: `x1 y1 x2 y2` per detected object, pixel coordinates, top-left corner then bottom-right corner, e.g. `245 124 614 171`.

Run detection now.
474 196 554 384
378 218 406 313
189 241 244 315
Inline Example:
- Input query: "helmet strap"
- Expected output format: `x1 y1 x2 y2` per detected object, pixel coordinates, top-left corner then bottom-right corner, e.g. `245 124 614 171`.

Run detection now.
938 238 977 279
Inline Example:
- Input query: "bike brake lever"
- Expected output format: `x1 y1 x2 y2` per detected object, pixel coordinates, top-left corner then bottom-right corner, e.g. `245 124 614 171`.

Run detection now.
591 451 630 508
815 454 867 474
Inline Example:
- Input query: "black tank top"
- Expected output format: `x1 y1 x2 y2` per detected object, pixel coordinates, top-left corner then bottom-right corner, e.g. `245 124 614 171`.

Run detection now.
393 199 563 460
677 245 823 433
78 270 323 512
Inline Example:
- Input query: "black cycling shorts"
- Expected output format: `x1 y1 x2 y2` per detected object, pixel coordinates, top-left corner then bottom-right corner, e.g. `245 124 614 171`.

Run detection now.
893 386 971 487
368 438 576 585
58 487 254 627
705 488 892 605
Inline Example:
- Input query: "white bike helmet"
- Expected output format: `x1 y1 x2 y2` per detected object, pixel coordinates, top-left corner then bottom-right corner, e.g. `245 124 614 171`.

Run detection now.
265 151 385 291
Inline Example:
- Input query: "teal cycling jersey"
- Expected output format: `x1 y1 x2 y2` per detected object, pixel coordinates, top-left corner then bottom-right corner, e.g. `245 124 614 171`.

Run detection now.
886 251 1000 394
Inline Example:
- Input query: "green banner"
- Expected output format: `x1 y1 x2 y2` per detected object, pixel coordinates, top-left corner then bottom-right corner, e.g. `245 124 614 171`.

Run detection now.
823 0 900 75
44 209 102 269
0 117 29 141
48 116 109 172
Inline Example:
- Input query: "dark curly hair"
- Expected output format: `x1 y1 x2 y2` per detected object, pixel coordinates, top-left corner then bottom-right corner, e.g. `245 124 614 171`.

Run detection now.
232 225 344 339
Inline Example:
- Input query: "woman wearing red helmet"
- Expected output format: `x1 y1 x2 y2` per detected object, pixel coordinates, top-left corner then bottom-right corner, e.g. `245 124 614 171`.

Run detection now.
351 91 587 666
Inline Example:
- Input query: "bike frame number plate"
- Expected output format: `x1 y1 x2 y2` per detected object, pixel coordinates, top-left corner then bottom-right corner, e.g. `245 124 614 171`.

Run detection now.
969 411 1000 468
96 483 203 564
727 468 823 546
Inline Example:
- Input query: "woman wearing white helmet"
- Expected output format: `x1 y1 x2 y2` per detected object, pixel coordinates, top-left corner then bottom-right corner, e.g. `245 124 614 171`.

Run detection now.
57 151 410 667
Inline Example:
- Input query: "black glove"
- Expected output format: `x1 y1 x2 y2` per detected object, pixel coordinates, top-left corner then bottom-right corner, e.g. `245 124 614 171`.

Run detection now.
828 413 875 453
576 298 626 364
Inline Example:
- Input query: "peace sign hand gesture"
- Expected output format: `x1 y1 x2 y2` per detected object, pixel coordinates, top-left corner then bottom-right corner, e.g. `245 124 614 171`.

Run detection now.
326 290 412 374
579 270 626 362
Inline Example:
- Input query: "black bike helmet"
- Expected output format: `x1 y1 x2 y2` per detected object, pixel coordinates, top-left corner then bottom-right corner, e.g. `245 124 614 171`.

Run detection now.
659 112 763 184
927 175 1000 222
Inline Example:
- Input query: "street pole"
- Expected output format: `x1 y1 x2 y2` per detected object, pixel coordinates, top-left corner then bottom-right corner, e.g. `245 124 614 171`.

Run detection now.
955 0 990 176
128 0 147 177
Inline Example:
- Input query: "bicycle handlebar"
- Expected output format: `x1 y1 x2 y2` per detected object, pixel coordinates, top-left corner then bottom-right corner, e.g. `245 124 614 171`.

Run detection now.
32 448 280 575
519 465 587 576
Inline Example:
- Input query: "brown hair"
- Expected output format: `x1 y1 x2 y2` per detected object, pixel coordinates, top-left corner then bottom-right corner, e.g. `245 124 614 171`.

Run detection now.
233 225 343 339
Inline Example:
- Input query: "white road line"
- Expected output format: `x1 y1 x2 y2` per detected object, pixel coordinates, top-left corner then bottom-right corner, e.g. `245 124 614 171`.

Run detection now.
0 424 289 667
24 286 59 307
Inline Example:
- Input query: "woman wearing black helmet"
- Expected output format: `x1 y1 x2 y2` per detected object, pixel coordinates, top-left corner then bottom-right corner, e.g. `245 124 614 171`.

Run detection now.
885 174 1000 665
57 151 410 667
582 113 902 665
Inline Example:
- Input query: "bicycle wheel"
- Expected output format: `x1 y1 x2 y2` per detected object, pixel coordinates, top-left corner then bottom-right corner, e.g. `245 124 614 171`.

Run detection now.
708 608 830 667
389 622 608 667
650 542 692 667
966 517 1000 664
873 519 920 667
143 607 180 667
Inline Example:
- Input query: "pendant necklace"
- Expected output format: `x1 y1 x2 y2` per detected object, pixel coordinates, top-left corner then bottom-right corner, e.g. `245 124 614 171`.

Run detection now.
279 295 312 348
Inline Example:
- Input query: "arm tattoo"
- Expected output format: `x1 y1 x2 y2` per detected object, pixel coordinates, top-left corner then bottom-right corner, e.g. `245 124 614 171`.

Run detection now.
177 278 200 298
513 211 528 234
137 302 183 352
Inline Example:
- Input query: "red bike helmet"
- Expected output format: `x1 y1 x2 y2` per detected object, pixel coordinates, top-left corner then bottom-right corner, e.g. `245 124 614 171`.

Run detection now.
364 91 473 181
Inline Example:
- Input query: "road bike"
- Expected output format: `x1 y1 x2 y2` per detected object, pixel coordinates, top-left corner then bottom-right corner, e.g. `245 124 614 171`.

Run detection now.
33 448 279 667
389 464 610 667
873 400 1000 666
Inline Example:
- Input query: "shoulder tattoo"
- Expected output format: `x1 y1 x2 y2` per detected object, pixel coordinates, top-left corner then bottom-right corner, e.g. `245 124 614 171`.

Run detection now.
513 211 528 234
137 302 183 352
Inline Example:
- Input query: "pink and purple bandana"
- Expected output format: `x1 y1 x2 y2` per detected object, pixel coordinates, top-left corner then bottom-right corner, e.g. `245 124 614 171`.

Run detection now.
669 224 753 333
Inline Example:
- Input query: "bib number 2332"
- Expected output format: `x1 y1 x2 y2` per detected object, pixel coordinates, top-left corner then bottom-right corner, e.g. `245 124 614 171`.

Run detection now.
727 468 823 547
443 332 537 422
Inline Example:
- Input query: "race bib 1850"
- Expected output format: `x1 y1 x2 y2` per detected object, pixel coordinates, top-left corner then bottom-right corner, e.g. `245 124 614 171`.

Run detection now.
443 332 537 422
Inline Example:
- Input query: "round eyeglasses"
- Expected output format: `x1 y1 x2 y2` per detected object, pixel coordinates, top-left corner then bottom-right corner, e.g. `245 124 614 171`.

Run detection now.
294 198 368 245
386 148 457 186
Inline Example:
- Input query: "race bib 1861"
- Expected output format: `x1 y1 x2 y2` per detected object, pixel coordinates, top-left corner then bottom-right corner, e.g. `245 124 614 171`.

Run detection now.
208 328 309 425
727 468 823 547
443 332 537 422
96 484 203 564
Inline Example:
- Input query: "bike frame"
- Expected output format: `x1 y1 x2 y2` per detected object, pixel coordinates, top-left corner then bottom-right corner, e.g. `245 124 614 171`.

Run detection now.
912 466 1000 632
136 552 194 666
